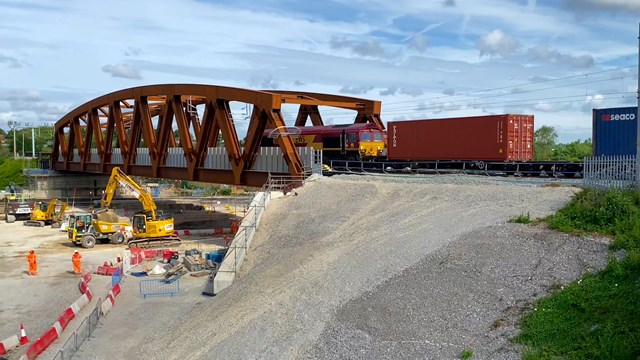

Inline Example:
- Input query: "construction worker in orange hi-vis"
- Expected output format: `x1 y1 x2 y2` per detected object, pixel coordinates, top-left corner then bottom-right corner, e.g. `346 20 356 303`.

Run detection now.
27 250 38 276
72 250 82 275
230 220 239 235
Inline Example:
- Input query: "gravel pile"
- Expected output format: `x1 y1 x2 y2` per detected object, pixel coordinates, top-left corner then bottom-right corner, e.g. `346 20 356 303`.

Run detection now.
307 224 608 360
78 175 606 360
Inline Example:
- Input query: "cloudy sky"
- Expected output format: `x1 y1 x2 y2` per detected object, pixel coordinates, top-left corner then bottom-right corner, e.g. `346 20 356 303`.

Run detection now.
0 0 639 143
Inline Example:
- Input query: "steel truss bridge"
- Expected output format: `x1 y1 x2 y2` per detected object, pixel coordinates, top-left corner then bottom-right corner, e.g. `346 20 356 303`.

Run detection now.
53 84 383 186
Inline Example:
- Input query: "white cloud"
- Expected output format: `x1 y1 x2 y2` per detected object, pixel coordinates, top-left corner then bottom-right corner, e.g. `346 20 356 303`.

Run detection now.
124 47 142 57
582 94 606 112
0 54 27 68
532 101 572 112
101 64 142 79
409 35 428 53
477 30 520 57
250 75 279 89
443 0 456 7
564 0 640 14
527 45 594 68
330 37 387 58
339 85 373 95
399 88 424 97
380 86 399 96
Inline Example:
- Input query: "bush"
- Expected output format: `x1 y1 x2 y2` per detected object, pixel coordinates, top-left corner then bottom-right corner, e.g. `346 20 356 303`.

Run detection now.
547 189 640 249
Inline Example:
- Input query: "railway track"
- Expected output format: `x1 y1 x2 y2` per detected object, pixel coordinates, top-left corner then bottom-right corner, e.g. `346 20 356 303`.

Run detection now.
322 169 584 187
325 159 584 179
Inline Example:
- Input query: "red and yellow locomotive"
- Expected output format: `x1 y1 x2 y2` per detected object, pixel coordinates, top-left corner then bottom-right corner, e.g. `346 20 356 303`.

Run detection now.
262 123 386 161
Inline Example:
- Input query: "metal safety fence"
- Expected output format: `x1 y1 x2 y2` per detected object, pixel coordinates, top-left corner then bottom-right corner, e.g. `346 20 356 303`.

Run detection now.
52 298 101 360
139 279 180 298
583 155 637 189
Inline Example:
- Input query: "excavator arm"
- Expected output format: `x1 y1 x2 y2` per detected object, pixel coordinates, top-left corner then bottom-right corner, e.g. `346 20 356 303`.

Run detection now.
44 199 67 219
101 167 158 219
54 201 68 224
44 199 57 217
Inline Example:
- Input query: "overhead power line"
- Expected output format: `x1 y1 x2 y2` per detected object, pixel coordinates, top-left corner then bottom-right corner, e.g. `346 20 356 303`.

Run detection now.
310 64 638 118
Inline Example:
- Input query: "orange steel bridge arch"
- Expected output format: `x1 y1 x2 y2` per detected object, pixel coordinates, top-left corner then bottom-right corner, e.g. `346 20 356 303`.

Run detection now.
53 84 382 186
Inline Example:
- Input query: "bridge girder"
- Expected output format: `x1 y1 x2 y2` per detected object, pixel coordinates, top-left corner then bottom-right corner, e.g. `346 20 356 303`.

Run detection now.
53 84 382 186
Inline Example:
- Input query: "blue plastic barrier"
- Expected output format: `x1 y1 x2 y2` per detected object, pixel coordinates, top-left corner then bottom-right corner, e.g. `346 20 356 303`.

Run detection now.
139 279 180 299
111 268 122 287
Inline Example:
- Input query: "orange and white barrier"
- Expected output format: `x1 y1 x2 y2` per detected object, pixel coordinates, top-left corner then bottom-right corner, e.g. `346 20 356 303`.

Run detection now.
0 334 19 356
100 283 121 317
21 273 93 360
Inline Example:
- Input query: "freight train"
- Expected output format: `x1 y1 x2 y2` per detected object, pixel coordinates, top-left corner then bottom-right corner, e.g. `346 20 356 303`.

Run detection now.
261 114 585 177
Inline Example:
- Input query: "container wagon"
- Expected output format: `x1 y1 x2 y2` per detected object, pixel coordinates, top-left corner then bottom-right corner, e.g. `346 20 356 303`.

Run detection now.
387 114 534 162
327 113 582 177
592 107 638 156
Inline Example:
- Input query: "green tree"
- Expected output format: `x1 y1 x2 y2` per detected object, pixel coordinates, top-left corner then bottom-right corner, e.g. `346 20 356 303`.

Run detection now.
553 138 592 162
534 126 558 161
5 127 55 157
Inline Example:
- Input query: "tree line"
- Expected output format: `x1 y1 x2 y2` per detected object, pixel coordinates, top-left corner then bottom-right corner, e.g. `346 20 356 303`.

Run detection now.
534 126 592 162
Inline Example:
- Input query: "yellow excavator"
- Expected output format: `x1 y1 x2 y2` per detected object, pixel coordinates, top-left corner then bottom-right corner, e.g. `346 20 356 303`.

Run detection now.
69 167 178 248
25 199 68 227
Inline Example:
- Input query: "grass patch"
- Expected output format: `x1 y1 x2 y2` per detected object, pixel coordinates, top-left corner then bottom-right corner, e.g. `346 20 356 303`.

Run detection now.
515 188 640 359
0 158 36 189
509 212 531 224
546 189 640 250
461 348 474 359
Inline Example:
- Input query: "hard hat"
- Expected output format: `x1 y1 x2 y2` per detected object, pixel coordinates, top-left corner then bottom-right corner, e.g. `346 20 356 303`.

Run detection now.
74 250 79 253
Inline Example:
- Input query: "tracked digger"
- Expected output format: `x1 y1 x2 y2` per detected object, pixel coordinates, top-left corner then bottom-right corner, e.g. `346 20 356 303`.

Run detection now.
25 199 68 227
69 167 179 248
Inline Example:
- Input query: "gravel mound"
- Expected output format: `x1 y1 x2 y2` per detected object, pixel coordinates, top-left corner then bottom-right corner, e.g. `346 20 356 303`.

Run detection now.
78 175 604 360
307 224 608 360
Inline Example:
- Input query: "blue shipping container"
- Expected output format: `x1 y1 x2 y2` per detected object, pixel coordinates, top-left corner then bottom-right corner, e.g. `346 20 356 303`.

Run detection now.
593 107 638 156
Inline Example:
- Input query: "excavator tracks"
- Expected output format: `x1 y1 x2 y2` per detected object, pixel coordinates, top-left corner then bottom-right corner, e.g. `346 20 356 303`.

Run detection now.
24 220 46 227
127 236 182 249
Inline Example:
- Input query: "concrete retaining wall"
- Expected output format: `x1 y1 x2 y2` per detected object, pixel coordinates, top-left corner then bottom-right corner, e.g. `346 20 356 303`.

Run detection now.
213 191 272 294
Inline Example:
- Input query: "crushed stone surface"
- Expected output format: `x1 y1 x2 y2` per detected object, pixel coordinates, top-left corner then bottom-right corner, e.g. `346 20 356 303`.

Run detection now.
76 175 609 360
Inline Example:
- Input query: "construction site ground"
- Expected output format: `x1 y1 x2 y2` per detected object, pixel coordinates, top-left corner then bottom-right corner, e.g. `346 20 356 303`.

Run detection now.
0 200 245 360
67 175 609 360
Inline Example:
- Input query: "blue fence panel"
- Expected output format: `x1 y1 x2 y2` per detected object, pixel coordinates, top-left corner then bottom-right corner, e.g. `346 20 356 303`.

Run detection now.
111 268 122 287
139 279 180 298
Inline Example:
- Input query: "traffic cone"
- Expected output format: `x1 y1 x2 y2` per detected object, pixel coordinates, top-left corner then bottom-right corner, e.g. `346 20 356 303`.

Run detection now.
19 324 29 345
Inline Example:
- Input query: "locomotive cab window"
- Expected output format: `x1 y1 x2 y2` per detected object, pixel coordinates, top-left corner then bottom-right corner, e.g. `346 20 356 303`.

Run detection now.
360 132 371 141
347 133 357 143
373 132 383 141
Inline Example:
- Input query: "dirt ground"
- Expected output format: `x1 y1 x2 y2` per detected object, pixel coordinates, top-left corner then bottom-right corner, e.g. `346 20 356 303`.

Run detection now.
0 200 244 360
0 222 120 359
